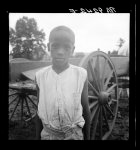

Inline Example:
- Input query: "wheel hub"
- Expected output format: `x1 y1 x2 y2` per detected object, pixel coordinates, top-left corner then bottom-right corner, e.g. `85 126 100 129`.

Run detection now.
98 92 110 105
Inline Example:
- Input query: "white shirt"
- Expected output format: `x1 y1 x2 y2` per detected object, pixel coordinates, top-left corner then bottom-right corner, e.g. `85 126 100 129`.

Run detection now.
35 64 87 130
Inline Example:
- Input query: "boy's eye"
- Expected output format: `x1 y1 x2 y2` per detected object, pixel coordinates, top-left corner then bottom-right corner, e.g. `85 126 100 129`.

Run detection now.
51 44 59 49
51 43 72 51
64 45 71 51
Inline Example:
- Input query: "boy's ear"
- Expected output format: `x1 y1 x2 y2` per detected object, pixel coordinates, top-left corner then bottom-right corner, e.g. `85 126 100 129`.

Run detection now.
47 43 50 52
71 46 75 55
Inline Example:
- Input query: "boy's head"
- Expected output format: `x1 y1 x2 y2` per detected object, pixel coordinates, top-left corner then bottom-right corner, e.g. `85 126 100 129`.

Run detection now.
48 26 75 68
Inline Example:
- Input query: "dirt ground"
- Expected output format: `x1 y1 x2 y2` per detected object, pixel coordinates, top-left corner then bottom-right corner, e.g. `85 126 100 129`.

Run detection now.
108 97 129 140
9 95 129 140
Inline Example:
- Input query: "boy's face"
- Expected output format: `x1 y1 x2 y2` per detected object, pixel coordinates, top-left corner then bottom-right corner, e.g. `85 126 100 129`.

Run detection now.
48 30 75 68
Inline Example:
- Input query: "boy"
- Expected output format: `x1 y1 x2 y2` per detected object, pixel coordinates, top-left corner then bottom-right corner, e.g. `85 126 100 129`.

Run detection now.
35 26 90 140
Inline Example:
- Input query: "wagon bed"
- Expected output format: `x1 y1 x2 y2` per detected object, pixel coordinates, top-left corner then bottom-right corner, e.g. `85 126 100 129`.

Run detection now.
21 55 129 81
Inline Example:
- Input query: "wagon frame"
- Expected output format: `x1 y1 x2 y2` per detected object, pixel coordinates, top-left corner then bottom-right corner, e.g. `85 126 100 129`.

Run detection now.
9 50 129 140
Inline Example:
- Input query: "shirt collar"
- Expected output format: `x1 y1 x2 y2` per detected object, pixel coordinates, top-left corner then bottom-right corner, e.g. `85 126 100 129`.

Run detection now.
51 64 71 77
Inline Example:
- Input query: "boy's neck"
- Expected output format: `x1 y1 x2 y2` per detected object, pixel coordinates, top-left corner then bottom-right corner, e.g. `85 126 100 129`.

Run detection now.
52 63 70 74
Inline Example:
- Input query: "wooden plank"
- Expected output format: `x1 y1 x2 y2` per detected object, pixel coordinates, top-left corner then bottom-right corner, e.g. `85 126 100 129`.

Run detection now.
9 58 81 81
110 57 129 76
21 67 45 81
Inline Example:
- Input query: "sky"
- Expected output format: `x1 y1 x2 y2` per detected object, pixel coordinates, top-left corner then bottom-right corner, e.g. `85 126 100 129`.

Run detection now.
9 13 130 54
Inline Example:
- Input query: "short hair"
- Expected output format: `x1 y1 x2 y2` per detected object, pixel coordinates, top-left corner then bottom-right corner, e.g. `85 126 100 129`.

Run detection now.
49 25 75 44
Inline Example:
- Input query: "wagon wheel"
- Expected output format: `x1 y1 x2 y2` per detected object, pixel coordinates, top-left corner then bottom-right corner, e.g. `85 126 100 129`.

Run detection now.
9 82 37 124
79 51 119 140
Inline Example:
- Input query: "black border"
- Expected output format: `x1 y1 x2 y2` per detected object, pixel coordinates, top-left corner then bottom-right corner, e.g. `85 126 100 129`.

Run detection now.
2 2 136 148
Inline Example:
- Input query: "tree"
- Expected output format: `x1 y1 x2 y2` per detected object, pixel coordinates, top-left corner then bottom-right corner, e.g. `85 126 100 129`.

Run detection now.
74 52 85 58
108 51 111 55
110 50 118 55
9 16 47 60
116 38 125 51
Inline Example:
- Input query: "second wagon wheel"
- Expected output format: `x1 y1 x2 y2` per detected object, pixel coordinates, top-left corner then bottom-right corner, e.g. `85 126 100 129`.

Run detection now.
79 51 119 140
9 82 37 124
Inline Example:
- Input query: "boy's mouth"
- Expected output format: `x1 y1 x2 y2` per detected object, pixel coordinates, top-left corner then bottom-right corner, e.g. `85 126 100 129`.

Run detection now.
55 58 65 61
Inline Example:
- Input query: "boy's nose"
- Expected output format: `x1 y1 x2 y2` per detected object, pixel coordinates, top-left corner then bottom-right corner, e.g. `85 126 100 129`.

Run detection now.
57 48 65 56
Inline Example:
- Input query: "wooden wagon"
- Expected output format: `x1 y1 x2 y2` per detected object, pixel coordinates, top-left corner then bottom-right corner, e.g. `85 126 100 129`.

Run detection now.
9 50 129 140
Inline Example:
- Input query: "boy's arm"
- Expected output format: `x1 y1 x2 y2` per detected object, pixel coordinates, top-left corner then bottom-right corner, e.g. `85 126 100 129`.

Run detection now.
35 114 43 140
81 77 91 140
35 78 43 140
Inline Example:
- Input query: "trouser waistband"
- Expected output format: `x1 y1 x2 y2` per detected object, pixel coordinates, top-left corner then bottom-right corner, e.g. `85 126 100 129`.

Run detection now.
43 125 77 138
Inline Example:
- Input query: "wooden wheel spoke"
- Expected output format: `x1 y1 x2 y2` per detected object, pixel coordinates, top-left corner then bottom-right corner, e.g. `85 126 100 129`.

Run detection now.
101 59 107 87
9 93 18 97
88 60 100 92
9 96 18 105
104 70 114 90
9 97 20 120
108 90 114 95
105 104 114 117
21 97 24 121
102 106 110 131
88 95 98 100
112 99 118 102
95 56 101 90
108 98 117 106
26 95 37 108
107 83 117 93
88 81 99 96
99 106 103 139
89 101 98 109
91 106 100 140
24 97 32 119
91 105 99 121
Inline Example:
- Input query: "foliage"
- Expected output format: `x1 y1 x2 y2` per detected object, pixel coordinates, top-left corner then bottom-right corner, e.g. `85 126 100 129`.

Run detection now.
116 38 125 50
74 52 85 58
108 38 126 55
9 16 47 60
110 50 118 55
